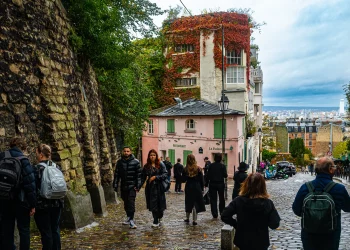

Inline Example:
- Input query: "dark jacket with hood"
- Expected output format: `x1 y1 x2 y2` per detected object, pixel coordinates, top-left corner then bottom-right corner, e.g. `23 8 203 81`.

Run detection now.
0 147 36 209
114 154 142 192
221 196 280 250
232 170 248 200
292 173 350 250
141 162 167 212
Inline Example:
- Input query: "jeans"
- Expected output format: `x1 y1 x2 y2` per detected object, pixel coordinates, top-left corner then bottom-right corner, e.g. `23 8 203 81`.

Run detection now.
0 201 16 250
34 207 62 250
209 182 225 218
16 205 31 250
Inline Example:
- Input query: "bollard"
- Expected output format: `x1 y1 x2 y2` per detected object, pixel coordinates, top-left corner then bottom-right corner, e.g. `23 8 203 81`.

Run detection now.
221 224 237 250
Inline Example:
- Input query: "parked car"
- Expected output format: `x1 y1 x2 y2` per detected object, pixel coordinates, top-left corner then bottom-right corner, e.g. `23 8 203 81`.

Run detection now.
289 163 296 175
276 161 294 177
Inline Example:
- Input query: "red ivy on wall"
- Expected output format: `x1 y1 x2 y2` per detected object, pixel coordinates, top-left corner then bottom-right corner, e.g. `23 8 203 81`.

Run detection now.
158 12 251 107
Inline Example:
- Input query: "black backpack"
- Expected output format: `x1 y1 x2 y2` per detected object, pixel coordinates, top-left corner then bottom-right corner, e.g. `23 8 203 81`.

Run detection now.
0 151 24 200
301 181 337 233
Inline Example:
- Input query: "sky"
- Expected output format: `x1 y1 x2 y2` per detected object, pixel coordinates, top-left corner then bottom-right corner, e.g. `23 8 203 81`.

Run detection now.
149 0 350 107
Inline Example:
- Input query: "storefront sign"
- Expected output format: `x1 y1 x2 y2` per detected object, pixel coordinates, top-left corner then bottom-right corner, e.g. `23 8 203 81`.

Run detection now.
209 147 231 151
173 144 186 148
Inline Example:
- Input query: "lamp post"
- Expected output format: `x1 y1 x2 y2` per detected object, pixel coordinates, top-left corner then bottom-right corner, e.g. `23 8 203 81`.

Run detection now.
258 127 262 170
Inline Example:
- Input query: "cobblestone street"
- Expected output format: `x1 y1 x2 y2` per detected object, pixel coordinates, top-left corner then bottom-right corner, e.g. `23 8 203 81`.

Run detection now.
30 173 350 249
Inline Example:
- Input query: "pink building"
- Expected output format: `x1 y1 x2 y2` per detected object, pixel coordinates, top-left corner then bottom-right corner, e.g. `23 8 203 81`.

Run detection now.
142 99 245 177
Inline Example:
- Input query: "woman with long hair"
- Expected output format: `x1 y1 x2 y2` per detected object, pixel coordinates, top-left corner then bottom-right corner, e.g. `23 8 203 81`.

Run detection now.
221 173 280 250
140 149 168 228
182 154 205 225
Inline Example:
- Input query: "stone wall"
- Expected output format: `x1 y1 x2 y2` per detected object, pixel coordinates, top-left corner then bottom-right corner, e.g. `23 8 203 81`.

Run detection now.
0 0 117 228
315 124 343 157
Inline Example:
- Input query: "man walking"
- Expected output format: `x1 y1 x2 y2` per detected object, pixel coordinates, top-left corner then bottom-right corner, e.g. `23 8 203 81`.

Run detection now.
292 157 350 250
113 146 142 229
203 157 211 178
173 158 184 193
0 137 36 250
163 157 173 185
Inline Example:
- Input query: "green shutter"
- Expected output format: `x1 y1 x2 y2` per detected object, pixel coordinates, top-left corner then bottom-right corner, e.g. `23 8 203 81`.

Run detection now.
183 150 193 166
214 119 226 139
167 119 175 133
168 149 175 165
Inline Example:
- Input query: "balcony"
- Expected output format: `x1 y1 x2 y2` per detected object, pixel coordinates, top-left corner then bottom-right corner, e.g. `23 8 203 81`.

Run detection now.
252 68 263 82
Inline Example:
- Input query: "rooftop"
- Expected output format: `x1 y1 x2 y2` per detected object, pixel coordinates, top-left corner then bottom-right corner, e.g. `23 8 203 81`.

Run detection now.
150 99 245 117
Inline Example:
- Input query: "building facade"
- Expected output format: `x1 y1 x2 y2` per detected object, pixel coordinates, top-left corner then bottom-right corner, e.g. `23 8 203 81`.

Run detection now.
142 99 245 177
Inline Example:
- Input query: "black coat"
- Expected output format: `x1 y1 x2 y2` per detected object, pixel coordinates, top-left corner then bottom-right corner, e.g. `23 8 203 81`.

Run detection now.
221 196 280 250
141 162 167 212
163 160 172 177
113 155 142 192
173 163 184 178
182 167 206 213
0 147 36 208
232 171 248 200
205 162 227 187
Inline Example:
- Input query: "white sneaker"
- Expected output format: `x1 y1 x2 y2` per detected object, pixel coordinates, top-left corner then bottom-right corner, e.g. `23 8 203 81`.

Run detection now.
159 218 163 225
122 217 130 225
152 223 160 228
129 220 137 229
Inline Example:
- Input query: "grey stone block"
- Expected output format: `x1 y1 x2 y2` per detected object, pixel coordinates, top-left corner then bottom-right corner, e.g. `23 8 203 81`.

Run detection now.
60 190 94 229
103 184 120 204
88 185 107 216
221 224 236 250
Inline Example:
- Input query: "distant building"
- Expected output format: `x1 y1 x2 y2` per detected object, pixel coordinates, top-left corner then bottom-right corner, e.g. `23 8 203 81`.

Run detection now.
142 99 245 177
315 123 343 157
339 99 345 115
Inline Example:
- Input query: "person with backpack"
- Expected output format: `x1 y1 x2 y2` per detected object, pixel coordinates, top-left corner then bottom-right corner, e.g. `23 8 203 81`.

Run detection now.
33 144 66 250
140 149 168 228
0 137 36 250
221 173 280 250
232 162 249 200
205 153 228 218
292 157 350 250
114 146 142 229
163 157 172 192
173 158 184 193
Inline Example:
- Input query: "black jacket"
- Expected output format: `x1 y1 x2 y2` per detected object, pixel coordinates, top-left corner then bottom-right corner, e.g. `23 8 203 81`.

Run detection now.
141 162 167 212
182 167 206 213
173 163 184 178
221 196 280 249
0 147 36 208
232 171 248 200
204 161 211 176
205 162 227 187
113 155 142 192
163 160 172 177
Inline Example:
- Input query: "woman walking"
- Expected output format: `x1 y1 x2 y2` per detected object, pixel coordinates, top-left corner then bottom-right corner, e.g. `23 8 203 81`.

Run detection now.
221 173 280 250
182 154 205 225
141 149 168 228
231 162 249 200
34 144 64 250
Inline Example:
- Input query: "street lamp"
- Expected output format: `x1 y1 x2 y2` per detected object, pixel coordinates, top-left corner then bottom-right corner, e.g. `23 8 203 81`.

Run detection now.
218 95 229 200
258 127 262 168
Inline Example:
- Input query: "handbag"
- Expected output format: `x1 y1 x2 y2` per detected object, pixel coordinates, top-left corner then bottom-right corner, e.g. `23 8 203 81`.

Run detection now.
161 178 171 192
203 189 210 205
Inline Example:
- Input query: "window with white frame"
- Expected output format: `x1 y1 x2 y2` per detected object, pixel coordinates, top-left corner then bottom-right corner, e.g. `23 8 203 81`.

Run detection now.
148 119 154 134
174 44 194 53
255 82 260 94
226 50 242 65
226 67 244 84
175 78 197 87
186 119 195 129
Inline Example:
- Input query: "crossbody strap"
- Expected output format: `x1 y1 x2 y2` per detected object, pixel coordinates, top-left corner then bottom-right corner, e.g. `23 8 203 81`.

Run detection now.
324 181 336 193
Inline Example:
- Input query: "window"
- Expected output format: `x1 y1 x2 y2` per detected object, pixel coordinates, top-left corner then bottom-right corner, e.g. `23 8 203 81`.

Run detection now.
309 141 312 146
175 78 197 87
308 126 313 132
226 50 242 65
148 119 154 134
214 119 226 139
226 67 244 84
294 134 297 138
167 119 175 133
186 119 195 129
309 133 312 139
174 44 194 53
255 83 260 94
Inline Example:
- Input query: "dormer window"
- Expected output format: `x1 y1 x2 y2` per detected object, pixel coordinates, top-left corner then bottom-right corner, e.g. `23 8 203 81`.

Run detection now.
174 44 194 53
176 78 197 87
227 50 242 65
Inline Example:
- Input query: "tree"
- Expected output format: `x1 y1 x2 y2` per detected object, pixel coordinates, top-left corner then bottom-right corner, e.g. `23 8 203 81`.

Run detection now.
290 138 305 166
262 149 277 162
333 141 348 159
343 82 350 114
